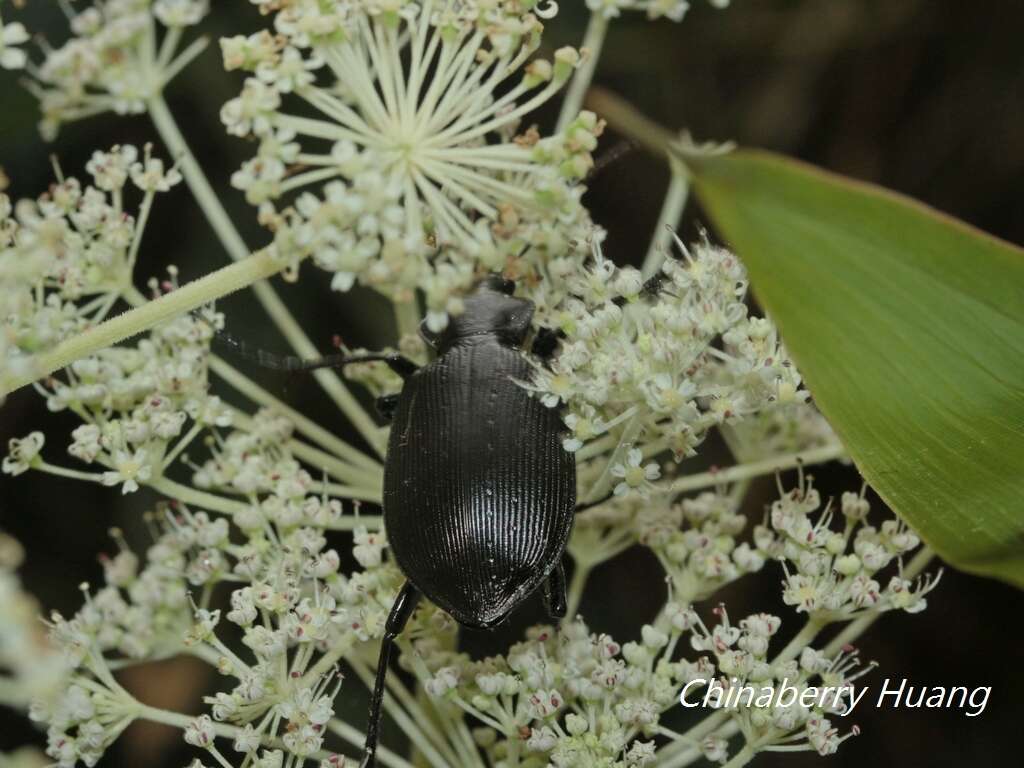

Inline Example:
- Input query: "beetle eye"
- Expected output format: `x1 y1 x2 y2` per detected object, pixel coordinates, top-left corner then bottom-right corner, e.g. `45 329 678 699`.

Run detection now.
478 274 516 296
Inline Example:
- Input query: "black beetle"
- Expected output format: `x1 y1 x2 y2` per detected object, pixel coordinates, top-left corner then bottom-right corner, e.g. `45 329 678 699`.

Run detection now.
207 276 579 767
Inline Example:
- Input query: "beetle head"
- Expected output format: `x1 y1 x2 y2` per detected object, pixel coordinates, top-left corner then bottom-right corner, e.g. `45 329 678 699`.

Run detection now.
421 275 535 351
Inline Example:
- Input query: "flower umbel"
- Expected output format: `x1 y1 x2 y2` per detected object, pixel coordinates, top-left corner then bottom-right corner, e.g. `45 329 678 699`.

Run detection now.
224 0 599 323
24 0 209 138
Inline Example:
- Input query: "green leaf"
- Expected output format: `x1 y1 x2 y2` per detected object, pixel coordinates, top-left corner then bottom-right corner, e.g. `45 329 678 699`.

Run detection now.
685 148 1024 587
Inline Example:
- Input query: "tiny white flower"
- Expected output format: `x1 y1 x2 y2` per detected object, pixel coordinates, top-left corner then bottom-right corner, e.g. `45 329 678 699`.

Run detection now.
101 449 153 494
184 714 216 748
154 0 209 27
611 448 661 497
3 432 45 476
1 18 29 70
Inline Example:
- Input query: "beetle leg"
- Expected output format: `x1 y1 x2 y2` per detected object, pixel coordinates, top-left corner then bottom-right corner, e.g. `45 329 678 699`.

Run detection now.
360 581 421 768
542 561 568 620
529 326 563 362
574 491 614 514
374 393 400 422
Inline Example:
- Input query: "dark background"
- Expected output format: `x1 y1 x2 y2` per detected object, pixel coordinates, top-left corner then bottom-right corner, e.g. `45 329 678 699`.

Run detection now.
2 1 1022 765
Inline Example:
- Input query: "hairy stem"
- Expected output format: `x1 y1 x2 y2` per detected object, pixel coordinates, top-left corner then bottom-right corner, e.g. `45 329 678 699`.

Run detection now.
150 476 383 530
0 252 286 398
653 442 847 497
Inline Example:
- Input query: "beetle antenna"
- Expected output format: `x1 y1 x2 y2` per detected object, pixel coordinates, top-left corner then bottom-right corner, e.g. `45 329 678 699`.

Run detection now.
192 310 421 379
586 139 637 181
192 309 338 371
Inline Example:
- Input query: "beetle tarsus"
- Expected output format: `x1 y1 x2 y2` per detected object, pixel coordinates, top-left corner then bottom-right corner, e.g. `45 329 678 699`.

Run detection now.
374 393 401 422
543 561 568 619
361 581 421 768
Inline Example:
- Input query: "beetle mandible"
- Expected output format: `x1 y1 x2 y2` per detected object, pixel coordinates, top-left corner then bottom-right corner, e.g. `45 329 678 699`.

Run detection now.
208 275 580 767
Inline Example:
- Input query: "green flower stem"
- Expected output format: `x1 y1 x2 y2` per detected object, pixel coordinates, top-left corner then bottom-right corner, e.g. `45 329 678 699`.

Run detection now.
575 432 619 462
208 356 383 475
642 161 689 278
584 412 643 503
657 712 731 766
326 718 417 768
37 461 105 484
394 296 422 344
652 442 847 497
556 12 610 132
0 680 28 708
773 615 828 666
658 719 740 768
282 436 382 490
323 481 383 504
0 252 286 398
563 558 593 623
145 94 387 457
149 477 250 516
161 35 209 87
150 476 383 530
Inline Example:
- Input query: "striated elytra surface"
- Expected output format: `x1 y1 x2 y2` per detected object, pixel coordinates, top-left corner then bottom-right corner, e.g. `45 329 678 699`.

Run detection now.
383 284 576 628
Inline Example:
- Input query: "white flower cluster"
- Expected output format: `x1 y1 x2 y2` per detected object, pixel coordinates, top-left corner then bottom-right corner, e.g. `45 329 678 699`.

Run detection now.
572 489 766 605
28 516 205 767
187 405 382 529
221 0 600 328
416 609 862 766
24 0 209 137
757 473 942 620
530 236 814 471
0 145 180 396
0 3 945 767
586 0 730 22
3 307 225 494
417 617 684 767
2 297 389 528
686 606 869 760
26 492 431 767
